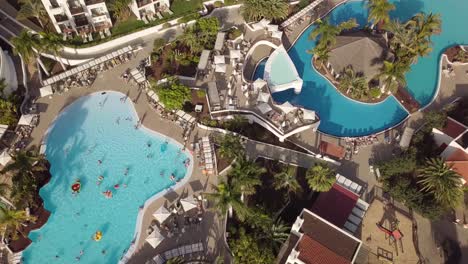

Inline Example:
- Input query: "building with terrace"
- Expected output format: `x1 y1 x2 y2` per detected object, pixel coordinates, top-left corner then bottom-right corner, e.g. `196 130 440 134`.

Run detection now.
277 208 362 264
129 0 171 21
41 0 113 39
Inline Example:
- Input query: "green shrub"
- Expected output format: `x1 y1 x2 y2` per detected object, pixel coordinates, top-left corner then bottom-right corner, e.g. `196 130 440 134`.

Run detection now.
196 89 206 97
153 38 166 52
152 78 191 110
179 13 201 23
369 87 381 98
228 27 242 40
213 1 224 8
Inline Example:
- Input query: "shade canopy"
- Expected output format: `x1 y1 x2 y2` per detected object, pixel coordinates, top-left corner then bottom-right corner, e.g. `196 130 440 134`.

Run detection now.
18 114 35 126
252 78 267 91
180 196 198 212
0 151 11 166
215 64 227 73
229 49 241 59
302 109 316 120
257 92 270 103
276 101 296 114
40 85 53 97
146 228 164 248
214 32 226 51
257 103 273 114
153 206 171 224
214 55 225 65
197 50 211 70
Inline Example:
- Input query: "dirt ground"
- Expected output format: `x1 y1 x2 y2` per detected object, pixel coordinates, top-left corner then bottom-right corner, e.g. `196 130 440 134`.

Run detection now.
360 199 419 263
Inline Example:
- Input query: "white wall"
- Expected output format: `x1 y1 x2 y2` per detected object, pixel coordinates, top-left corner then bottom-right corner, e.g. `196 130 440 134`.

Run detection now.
432 128 454 147
0 48 18 97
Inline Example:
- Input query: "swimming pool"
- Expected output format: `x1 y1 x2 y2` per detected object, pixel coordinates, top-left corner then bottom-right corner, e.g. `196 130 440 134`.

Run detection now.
256 0 468 137
264 46 303 94
22 91 192 263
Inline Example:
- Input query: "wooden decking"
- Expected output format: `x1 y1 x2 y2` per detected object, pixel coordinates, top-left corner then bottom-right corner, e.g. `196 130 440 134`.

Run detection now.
394 86 421 113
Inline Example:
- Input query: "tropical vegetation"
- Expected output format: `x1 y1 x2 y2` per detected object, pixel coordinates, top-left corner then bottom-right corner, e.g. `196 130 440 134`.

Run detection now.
217 133 244 161
205 181 250 221
0 97 18 126
306 163 336 192
11 30 40 65
17 0 49 29
0 207 36 240
241 0 289 22
309 18 358 66
38 32 66 70
367 0 395 29
338 66 380 100
151 78 191 110
273 165 300 196
108 0 133 22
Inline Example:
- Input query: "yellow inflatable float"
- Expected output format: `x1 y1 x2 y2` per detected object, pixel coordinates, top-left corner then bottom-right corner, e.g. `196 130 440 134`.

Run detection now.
93 231 102 241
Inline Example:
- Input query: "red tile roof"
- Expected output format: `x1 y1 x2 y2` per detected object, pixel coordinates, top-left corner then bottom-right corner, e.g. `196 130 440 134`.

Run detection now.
446 149 468 182
297 235 351 264
319 141 345 159
311 183 359 227
442 118 468 139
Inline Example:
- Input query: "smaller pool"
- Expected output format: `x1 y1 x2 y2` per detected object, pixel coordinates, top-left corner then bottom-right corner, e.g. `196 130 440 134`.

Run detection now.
264 46 303 94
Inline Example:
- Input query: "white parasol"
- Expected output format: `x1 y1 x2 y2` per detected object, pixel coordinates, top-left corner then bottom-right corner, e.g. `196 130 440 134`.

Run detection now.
152 206 171 224
146 228 164 248
180 196 198 212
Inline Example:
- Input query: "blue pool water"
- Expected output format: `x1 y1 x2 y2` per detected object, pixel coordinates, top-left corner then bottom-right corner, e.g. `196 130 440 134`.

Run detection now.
256 0 468 137
23 92 191 263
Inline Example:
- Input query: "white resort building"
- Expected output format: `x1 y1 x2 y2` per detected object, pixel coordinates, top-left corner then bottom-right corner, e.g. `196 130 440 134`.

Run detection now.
0 47 18 97
41 0 113 37
129 0 172 21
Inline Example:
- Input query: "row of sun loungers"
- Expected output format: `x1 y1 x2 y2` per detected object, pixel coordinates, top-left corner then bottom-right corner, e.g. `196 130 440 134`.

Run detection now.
146 242 204 264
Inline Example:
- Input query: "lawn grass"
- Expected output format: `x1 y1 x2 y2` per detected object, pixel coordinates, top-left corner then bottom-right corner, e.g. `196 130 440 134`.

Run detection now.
111 18 146 36
171 0 204 15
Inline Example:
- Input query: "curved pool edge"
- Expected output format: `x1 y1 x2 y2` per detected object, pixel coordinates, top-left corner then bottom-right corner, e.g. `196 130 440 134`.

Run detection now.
26 91 195 261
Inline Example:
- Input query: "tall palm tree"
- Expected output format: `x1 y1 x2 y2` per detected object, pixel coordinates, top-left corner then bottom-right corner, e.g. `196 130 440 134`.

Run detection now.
108 0 133 22
258 220 290 252
408 12 442 39
306 163 336 192
377 60 409 93
178 29 202 54
309 18 358 49
0 99 17 126
229 157 264 195
217 133 244 161
417 158 463 208
11 30 40 65
224 115 248 133
273 165 300 195
39 32 66 71
241 0 289 22
17 0 49 29
0 207 36 240
204 181 250 221
367 0 395 29
0 151 43 175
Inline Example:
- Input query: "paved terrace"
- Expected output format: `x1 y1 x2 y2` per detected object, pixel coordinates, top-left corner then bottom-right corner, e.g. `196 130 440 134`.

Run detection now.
26 47 229 263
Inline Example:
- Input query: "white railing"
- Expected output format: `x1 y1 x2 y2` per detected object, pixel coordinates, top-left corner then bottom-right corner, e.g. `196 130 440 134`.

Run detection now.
281 0 325 28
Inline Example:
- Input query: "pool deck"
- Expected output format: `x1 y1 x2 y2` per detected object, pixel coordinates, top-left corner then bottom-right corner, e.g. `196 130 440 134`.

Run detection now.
26 48 228 263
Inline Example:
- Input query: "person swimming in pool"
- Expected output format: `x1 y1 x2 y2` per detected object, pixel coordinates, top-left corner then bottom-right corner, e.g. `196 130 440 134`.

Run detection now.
147 141 152 147
160 171 164 177
170 174 176 181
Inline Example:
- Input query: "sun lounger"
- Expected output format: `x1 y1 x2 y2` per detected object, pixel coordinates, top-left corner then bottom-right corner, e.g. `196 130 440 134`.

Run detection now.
352 206 366 218
185 245 192 253
156 12 163 19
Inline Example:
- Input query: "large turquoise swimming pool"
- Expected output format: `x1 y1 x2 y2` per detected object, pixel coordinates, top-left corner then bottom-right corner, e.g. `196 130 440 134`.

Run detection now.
22 92 191 263
256 0 468 137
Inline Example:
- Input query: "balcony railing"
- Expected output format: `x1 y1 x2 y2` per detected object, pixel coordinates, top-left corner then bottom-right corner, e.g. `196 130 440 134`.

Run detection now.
137 0 153 8
74 15 89 27
93 22 111 31
85 0 105 5
54 14 68 23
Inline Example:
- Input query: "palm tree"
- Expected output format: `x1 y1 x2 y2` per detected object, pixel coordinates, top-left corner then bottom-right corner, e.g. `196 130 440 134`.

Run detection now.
367 0 395 29
408 12 442 39
178 29 202 54
217 133 244 161
108 0 133 22
0 183 10 197
306 163 336 192
39 32 66 71
273 165 300 195
0 99 18 126
224 115 248 133
10 30 40 65
241 0 289 22
0 207 36 240
204 181 250 221
229 157 265 195
377 60 409 93
338 66 369 99
17 0 49 29
165 257 184 264
417 158 464 208
1 151 43 175
0 78 6 96
258 220 290 252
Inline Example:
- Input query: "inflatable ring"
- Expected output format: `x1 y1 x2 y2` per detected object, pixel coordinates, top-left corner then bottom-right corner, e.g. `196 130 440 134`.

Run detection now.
71 181 81 193
93 231 102 241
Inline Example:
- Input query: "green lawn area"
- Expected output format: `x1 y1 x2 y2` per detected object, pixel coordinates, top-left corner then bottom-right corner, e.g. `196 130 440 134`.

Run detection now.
171 0 204 15
111 17 146 36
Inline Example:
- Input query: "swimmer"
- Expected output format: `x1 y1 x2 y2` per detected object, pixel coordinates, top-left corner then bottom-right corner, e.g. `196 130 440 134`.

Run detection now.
80 250 84 256
160 171 164 177
55 255 59 259
170 174 176 181
75 256 81 261
116 117 120 124
123 184 128 188
114 184 120 189
124 167 129 176
147 153 153 159
147 141 152 147
101 250 106 255
98 160 102 165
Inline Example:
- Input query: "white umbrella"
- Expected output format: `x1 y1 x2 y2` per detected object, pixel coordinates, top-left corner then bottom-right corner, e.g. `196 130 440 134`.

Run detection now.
257 92 270 103
215 64 227 73
214 55 225 64
302 109 316 120
276 101 296 114
146 229 164 248
18 114 35 126
40 85 53 97
153 206 171 224
252 78 267 91
180 196 198 212
229 49 241 59
0 151 11 166
257 103 273 114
